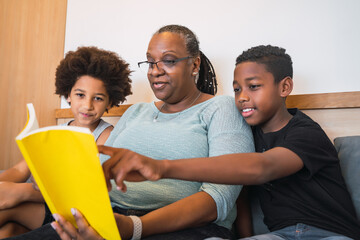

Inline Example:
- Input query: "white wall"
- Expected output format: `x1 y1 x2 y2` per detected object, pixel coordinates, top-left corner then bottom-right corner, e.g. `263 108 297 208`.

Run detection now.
62 0 360 107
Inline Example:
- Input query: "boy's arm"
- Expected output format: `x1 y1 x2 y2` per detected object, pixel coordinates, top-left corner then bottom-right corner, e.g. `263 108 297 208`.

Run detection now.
0 159 30 182
100 146 304 191
165 147 304 185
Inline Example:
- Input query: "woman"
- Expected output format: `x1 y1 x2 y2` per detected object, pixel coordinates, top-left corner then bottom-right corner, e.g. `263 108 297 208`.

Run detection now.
18 25 254 240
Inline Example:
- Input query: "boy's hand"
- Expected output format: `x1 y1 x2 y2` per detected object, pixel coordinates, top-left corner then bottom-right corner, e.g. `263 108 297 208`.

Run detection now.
0 182 27 209
51 208 103 240
98 145 165 192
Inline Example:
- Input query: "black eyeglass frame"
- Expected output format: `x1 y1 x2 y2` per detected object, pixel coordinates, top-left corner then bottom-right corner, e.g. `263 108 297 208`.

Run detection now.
137 56 192 71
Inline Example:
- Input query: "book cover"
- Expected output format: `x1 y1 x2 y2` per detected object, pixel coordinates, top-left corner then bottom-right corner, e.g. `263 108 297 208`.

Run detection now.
16 103 121 240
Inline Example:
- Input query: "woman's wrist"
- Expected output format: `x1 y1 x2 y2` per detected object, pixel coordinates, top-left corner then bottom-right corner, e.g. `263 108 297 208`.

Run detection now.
129 215 142 240
114 213 141 240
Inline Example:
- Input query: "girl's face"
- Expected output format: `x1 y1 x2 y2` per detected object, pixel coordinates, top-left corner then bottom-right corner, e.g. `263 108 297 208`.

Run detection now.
145 32 199 104
67 75 111 131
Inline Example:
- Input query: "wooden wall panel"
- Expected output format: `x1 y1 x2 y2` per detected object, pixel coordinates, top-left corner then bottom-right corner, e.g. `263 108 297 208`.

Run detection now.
286 91 360 109
0 0 67 169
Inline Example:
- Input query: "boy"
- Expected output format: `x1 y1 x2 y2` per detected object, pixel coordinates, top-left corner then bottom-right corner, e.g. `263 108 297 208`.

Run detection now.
55 45 360 239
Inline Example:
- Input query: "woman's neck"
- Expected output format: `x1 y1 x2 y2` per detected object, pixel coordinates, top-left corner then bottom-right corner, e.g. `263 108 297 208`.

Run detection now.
160 90 203 114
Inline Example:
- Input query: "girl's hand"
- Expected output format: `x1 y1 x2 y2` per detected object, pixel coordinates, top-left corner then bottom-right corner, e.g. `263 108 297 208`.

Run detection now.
0 182 27 209
51 208 104 240
29 174 40 191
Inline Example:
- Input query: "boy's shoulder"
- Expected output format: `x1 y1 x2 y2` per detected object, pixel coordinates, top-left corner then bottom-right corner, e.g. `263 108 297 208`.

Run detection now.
253 108 333 152
287 108 323 131
252 108 321 136
283 108 328 142
288 108 314 122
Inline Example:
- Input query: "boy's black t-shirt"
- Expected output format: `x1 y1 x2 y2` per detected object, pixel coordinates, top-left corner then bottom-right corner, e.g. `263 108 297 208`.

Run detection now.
252 108 360 239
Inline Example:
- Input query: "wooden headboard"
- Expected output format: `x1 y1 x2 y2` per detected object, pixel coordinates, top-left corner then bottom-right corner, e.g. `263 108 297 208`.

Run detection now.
285 91 360 141
56 91 360 142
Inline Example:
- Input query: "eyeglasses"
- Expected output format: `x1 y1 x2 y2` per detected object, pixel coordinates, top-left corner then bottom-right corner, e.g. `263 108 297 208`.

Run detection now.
138 56 192 73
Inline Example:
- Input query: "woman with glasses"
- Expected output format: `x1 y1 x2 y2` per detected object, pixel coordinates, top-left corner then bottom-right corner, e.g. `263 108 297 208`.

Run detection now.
18 24 254 240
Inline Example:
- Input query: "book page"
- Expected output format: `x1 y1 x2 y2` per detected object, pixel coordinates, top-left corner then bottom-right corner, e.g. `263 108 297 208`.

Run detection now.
16 103 39 140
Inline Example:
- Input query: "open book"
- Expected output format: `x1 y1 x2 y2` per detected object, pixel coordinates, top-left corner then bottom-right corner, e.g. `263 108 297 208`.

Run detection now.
16 103 121 240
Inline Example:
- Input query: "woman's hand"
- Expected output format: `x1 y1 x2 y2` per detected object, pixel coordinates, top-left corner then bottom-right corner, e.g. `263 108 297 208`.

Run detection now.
99 145 166 192
51 208 104 240
51 209 135 240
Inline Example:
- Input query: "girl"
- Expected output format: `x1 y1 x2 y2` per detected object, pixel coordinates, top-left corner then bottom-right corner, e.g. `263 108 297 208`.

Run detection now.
0 46 132 238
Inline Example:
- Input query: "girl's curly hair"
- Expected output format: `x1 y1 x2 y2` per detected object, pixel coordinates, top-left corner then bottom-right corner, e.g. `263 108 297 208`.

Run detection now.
55 46 132 107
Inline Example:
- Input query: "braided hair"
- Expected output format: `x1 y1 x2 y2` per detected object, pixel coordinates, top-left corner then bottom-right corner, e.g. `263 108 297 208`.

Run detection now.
155 25 217 95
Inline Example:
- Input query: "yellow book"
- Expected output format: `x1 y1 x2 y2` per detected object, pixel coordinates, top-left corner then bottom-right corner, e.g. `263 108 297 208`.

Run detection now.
16 103 121 240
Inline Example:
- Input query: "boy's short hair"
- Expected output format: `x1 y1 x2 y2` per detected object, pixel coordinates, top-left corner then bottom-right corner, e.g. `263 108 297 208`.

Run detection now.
236 45 293 83
55 46 132 107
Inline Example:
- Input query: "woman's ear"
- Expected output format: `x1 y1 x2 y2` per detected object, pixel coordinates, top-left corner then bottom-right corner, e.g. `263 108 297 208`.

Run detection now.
192 56 201 74
279 77 293 98
66 96 71 104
